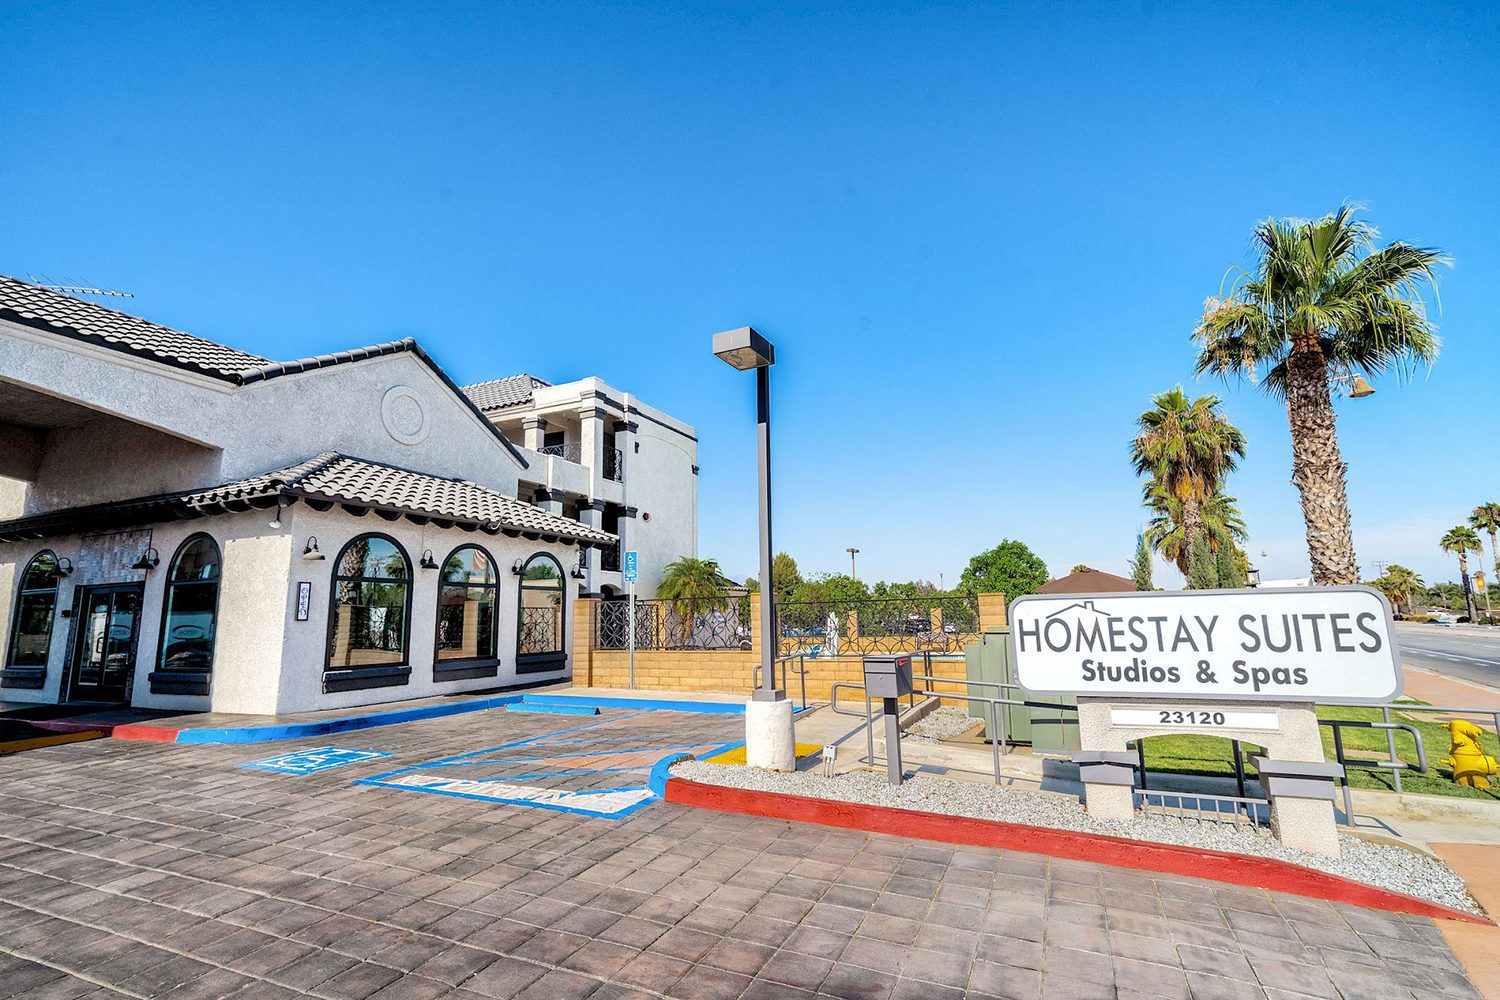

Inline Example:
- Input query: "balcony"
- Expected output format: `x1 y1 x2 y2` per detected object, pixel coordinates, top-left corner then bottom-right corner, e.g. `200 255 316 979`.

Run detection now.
537 441 583 463
603 446 623 483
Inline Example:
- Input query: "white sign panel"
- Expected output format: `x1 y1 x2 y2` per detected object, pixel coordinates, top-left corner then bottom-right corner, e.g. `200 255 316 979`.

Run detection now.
1109 708 1280 730
1008 586 1402 704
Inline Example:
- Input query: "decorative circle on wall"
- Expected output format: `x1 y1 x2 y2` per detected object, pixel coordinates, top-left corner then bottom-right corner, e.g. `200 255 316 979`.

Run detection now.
381 385 429 445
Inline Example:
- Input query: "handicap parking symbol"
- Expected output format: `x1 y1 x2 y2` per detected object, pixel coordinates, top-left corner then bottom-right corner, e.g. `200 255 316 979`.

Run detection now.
242 746 390 775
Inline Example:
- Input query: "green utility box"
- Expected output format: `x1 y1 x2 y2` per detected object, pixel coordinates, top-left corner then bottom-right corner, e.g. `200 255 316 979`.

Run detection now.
964 628 1080 755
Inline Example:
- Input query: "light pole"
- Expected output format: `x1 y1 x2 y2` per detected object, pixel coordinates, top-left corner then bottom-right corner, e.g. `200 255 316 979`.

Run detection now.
714 326 795 770
847 547 859 579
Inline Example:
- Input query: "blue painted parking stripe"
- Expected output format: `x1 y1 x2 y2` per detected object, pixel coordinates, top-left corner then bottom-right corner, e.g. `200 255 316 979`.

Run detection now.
505 704 601 716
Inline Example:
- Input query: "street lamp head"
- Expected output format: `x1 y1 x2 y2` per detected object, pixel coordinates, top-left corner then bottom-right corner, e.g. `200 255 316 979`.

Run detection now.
712 326 775 370
1350 375 1375 398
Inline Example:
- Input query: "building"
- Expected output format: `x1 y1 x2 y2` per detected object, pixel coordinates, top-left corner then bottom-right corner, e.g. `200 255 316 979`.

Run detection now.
0 275 694 714
1036 567 1138 594
460 373 697 598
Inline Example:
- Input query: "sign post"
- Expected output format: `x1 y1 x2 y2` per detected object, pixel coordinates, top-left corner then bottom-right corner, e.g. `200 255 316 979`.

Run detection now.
1008 586 1402 858
624 551 638 690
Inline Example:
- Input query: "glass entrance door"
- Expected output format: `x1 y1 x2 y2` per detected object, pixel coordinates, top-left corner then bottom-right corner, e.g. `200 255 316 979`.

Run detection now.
67 585 142 703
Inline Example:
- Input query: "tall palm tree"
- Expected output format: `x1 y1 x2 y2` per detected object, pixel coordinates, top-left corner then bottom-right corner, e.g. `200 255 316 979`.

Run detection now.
1143 484 1247 574
1196 207 1446 585
1131 388 1246 567
1439 526 1483 622
1382 564 1425 614
1471 502 1500 582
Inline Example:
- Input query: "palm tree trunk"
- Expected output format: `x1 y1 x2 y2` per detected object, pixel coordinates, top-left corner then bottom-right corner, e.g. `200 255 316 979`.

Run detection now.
1490 529 1500 582
1284 338 1359 585
1460 555 1479 622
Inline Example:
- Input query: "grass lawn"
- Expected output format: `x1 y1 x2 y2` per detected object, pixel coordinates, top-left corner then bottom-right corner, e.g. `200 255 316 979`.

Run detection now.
1139 703 1500 802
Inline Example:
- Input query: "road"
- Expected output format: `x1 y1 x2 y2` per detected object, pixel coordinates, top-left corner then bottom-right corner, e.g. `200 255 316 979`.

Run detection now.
1396 623 1500 690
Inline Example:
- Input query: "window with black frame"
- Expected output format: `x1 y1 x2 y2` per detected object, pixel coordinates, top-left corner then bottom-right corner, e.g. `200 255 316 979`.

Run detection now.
516 553 565 673
435 545 498 678
326 535 411 689
150 535 220 695
4 551 61 686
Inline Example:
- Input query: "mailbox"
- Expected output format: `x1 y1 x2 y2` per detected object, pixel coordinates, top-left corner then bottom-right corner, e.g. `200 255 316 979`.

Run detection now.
863 654 913 699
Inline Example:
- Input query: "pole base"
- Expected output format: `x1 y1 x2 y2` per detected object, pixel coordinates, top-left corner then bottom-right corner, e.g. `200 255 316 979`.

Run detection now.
745 696 796 771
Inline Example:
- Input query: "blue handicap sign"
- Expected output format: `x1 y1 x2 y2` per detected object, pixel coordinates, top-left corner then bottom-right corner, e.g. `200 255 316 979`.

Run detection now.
624 550 638 582
242 746 390 775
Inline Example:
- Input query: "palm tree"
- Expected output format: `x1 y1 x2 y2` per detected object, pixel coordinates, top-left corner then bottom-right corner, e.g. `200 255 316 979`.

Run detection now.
1439 526 1484 622
657 556 732 624
1382 564 1425 614
1143 484 1247 574
1471 502 1500 582
1131 387 1246 568
1196 207 1446 585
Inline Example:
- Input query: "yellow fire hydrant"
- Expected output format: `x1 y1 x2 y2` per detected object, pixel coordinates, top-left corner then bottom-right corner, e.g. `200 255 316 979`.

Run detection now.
1442 719 1498 788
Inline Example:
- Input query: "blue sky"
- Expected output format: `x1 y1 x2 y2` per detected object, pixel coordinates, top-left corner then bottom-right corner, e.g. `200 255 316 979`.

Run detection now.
3 2 1496 588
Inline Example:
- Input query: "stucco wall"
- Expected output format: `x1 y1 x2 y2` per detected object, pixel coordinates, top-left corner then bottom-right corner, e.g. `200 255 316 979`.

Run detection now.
1 322 525 511
0 505 587 715
616 393 697 596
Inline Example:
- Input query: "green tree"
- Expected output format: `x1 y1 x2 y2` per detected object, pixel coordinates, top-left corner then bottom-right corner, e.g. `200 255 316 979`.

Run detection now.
1143 485 1247 575
1130 533 1154 591
958 540 1048 598
1440 526 1484 622
1381 564 1424 614
1471 503 1500 582
1187 533 1218 590
1196 207 1446 585
1215 543 1247 589
1070 564 1093 574
657 556 731 622
770 551 802 603
1131 387 1246 573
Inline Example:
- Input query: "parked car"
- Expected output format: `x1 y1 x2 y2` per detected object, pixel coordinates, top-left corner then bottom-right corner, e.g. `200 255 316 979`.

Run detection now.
1432 612 1460 626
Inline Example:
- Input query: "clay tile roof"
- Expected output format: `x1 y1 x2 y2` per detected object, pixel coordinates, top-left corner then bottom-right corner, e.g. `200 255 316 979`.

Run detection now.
1036 568 1139 594
0 453 613 546
0 274 270 377
460 374 551 412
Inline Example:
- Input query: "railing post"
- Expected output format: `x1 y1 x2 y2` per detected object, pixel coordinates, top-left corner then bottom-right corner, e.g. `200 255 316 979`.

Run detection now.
1382 705 1402 794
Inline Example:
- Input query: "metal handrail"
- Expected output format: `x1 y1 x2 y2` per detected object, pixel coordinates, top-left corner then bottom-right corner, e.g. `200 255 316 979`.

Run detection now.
1319 718 1427 825
830 676 1077 785
753 653 809 709
1321 698 1496 794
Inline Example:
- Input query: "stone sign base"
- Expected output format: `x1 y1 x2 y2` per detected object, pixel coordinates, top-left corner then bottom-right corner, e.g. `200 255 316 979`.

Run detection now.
1074 696 1343 858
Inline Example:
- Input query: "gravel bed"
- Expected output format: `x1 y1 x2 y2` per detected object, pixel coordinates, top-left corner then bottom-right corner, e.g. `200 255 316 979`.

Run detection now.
672 759 1483 915
906 706 979 742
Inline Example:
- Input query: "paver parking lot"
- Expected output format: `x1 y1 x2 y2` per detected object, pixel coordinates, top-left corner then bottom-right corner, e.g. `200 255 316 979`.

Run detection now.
0 705 1481 998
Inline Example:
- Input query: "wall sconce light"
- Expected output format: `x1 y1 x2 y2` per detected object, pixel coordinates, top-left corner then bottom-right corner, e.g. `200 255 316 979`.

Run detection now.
132 547 160 571
420 549 439 570
571 562 586 580
49 556 74 580
511 558 525 575
302 537 325 561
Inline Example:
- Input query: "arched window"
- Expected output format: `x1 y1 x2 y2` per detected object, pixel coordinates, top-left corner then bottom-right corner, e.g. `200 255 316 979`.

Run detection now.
151 535 221 695
516 553 566 674
435 546 499 674
327 535 411 682
6 551 61 672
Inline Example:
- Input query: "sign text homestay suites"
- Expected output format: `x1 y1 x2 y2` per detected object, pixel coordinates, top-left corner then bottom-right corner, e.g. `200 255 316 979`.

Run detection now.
1007 586 1402 704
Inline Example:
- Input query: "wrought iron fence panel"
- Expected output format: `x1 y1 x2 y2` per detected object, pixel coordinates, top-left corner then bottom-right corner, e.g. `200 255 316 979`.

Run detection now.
518 606 562 654
776 595 980 655
537 441 583 463
603 446 624 482
595 597 751 650
600 543 621 572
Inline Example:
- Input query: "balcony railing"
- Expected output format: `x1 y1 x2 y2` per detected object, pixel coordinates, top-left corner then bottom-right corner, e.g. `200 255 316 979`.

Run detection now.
600 543 621 572
537 441 583 463
603 446 624 483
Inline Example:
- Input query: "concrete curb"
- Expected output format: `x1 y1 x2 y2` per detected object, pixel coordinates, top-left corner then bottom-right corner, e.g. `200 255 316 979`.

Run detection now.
662 774 1492 925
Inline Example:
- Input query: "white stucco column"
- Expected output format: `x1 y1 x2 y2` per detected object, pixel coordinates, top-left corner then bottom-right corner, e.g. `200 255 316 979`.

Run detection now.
579 406 607 485
578 501 605 594
522 416 548 451
534 489 564 517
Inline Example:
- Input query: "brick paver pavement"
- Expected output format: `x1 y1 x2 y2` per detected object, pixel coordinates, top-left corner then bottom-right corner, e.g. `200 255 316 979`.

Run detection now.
0 705 1482 999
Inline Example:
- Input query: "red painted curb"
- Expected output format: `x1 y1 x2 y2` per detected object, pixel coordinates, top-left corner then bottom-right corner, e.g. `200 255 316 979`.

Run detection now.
109 725 181 743
664 777 1491 925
